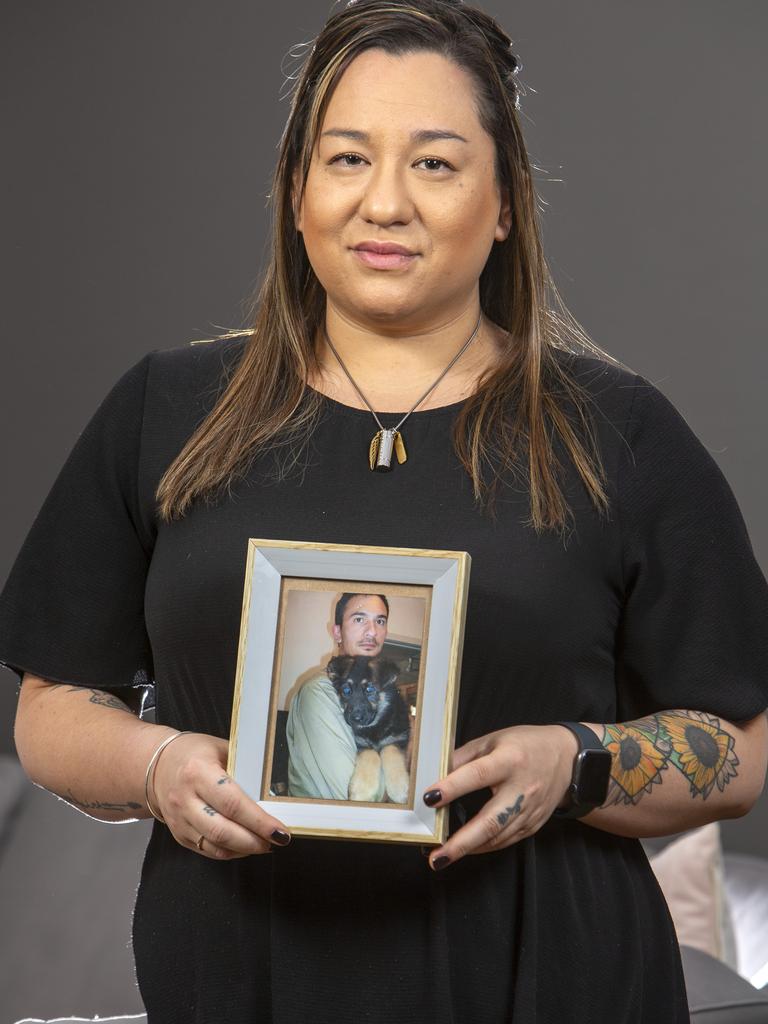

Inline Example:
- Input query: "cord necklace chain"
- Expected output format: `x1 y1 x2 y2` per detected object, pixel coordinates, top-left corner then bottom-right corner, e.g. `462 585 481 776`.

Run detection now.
321 311 483 471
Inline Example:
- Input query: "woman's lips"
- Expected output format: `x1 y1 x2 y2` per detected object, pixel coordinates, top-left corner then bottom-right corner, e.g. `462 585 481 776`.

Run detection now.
352 249 418 269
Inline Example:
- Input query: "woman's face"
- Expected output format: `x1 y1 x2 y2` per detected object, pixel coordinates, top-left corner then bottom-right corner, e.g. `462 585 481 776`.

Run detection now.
333 595 388 657
294 48 511 330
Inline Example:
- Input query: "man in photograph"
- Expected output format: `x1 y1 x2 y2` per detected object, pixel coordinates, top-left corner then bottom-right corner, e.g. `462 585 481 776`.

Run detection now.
286 592 390 800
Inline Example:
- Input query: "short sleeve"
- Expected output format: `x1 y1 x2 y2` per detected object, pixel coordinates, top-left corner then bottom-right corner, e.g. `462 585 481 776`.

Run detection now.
0 352 157 711
615 375 768 723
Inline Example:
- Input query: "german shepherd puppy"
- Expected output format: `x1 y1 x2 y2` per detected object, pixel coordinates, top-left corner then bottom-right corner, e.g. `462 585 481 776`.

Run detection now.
326 654 411 804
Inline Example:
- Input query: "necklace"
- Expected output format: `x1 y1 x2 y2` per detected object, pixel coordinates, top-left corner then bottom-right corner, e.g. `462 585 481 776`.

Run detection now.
321 311 483 472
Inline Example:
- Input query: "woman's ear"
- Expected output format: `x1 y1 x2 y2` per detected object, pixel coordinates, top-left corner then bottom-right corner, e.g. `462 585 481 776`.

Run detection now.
495 185 512 243
292 168 304 233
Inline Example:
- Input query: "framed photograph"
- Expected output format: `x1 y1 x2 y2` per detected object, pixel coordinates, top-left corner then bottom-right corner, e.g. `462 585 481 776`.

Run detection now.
227 539 471 845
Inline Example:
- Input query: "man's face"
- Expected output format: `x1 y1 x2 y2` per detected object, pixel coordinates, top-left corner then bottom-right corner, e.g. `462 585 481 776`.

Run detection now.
333 594 388 656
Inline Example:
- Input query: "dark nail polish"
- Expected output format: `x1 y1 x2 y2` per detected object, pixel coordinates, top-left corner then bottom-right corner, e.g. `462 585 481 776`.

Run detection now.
432 855 451 871
270 828 291 846
423 789 442 806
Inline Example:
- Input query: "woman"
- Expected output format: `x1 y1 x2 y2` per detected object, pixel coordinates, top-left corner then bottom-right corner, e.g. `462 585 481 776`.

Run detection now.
2 1 767 1021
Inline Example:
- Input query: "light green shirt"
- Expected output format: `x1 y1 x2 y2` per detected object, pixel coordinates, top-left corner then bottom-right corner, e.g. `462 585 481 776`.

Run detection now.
285 673 386 801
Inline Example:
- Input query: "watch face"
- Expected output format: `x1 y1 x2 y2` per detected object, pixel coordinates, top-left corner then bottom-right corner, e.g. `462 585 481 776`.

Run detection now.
574 749 612 805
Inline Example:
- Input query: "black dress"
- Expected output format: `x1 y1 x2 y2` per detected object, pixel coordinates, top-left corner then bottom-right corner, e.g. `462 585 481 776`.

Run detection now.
2 336 768 1023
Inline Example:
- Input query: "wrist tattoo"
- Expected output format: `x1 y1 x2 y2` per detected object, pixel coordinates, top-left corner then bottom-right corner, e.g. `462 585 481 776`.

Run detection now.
496 793 524 827
602 710 739 807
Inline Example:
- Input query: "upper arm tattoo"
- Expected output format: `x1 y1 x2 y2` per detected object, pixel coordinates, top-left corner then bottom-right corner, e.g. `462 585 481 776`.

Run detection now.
84 688 135 713
45 683 136 715
602 710 740 807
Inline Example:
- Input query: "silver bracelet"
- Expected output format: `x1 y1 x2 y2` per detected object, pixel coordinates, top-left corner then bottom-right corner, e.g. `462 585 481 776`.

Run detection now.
144 730 194 823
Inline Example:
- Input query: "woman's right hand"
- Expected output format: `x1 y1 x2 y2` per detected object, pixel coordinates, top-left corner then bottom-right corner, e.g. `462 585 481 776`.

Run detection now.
149 731 291 859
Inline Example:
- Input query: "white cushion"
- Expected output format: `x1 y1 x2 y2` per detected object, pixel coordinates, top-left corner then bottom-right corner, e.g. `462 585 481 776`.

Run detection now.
723 852 768 987
649 821 738 969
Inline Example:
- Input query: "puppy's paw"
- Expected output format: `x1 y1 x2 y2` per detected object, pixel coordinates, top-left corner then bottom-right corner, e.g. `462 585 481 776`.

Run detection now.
385 773 410 804
349 778 383 802
348 749 383 802
381 744 410 804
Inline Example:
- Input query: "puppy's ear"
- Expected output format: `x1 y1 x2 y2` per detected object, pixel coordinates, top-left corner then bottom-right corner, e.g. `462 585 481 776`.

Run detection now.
326 656 339 682
326 655 351 683
371 658 399 688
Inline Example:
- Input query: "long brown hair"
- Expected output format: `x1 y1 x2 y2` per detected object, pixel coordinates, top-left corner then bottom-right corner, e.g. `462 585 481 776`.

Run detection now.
155 0 635 537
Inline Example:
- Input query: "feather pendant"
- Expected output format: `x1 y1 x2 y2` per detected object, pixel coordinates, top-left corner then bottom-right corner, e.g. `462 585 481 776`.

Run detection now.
369 431 382 471
394 430 407 464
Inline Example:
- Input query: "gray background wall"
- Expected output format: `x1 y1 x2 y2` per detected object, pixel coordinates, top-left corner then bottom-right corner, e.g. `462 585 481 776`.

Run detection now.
1 0 766 985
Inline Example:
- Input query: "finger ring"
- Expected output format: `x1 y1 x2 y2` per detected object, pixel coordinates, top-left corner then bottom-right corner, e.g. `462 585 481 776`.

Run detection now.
196 834 205 851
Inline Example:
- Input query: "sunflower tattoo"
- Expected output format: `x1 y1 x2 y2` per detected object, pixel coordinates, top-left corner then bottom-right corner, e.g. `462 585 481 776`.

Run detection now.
602 710 739 807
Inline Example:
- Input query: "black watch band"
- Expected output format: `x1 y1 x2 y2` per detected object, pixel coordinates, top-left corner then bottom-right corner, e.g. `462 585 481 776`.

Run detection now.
551 721 612 820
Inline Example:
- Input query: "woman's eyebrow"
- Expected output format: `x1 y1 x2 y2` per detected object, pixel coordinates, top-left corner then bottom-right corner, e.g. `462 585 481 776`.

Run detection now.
321 127 469 145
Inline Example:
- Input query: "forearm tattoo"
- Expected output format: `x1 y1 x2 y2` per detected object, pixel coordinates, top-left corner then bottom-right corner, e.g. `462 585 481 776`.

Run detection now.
601 710 739 807
60 786 143 814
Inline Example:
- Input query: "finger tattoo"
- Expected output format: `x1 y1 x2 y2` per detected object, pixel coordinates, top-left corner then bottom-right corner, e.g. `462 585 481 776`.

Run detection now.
217 776 232 785
496 794 524 828
202 805 217 817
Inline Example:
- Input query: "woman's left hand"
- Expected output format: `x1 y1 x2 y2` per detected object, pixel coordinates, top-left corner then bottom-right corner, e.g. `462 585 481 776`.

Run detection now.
421 724 579 869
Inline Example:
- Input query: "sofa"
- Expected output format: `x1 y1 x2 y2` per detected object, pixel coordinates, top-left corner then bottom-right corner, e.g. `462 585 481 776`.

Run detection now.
642 824 768 1022
1 753 767 1023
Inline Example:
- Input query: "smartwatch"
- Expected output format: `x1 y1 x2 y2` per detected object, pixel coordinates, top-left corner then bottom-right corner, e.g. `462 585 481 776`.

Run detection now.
551 721 612 819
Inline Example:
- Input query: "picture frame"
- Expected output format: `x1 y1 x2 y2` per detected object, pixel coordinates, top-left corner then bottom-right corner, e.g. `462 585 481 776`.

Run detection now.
227 539 471 846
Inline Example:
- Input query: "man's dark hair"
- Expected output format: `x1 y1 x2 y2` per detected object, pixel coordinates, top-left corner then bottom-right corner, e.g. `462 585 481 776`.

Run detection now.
334 592 389 627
